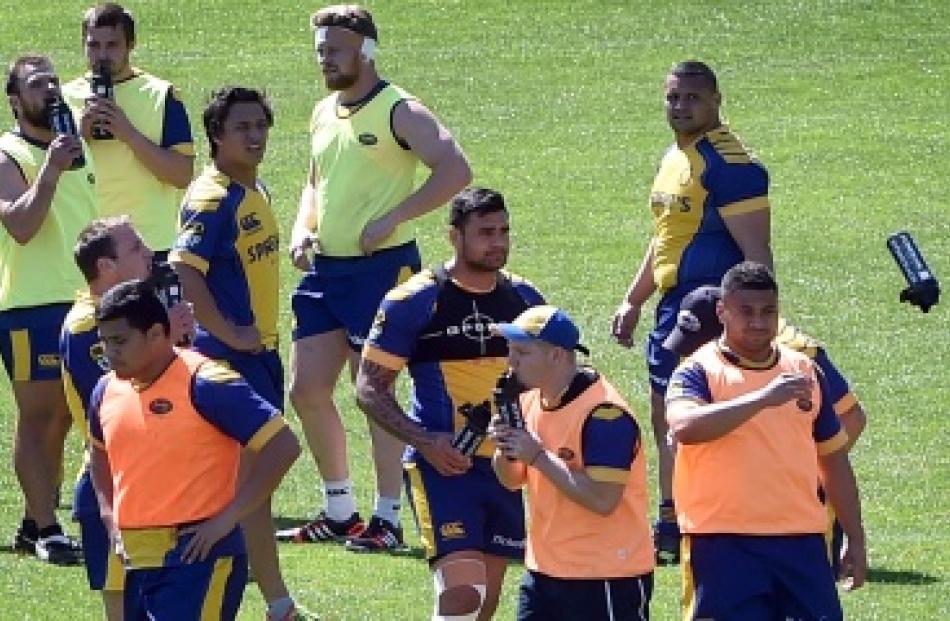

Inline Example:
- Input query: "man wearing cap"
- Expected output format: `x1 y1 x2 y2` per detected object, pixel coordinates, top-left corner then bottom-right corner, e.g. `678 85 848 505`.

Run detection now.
356 187 544 620
491 306 654 621
610 60 773 564
282 3 472 551
665 262 866 619
663 284 867 572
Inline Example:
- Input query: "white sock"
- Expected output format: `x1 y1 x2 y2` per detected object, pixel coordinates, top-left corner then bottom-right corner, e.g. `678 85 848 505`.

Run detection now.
374 494 401 525
267 596 294 620
324 479 356 521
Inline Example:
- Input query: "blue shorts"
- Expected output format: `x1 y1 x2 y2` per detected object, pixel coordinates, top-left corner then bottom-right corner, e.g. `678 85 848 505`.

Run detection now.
74 468 125 591
0 303 71 382
404 457 525 563
124 554 247 620
219 348 284 410
646 284 717 395
682 534 842 621
517 570 653 621
291 241 421 350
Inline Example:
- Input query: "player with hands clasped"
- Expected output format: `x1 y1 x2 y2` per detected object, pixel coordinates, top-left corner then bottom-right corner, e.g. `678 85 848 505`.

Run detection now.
491 305 654 621
665 262 867 620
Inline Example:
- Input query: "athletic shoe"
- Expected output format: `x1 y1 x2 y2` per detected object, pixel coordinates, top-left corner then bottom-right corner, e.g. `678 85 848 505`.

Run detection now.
35 532 83 566
11 520 38 554
654 519 681 566
275 511 364 543
344 516 406 553
267 604 320 620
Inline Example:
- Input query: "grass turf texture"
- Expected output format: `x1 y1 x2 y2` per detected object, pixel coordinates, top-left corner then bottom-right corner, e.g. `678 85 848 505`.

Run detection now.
1 1 947 618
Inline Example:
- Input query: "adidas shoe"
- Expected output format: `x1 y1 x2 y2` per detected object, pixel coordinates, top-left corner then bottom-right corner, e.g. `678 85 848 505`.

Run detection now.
35 531 83 566
11 519 38 554
653 519 681 566
276 511 364 543
345 516 406 553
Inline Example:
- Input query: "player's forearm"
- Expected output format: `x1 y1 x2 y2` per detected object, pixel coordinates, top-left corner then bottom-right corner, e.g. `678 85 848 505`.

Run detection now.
839 402 867 451
355 361 432 448
491 452 526 491
172 263 242 347
388 149 472 225
0 165 60 244
123 130 194 188
818 450 866 545
623 240 657 306
531 451 620 515
90 448 116 534
667 393 765 444
227 427 300 524
291 184 318 248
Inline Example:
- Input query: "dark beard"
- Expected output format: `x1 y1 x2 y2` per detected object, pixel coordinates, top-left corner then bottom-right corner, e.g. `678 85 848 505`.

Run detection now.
325 71 358 91
20 102 52 130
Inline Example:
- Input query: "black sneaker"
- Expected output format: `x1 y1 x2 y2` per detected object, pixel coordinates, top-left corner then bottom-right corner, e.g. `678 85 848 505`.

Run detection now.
276 511 365 543
345 516 406 553
35 532 83 566
11 519 38 554
654 519 681 566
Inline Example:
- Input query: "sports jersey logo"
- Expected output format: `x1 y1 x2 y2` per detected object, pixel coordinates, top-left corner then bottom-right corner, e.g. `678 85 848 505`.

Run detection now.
87 172 96 185
239 212 263 233
178 222 205 248
89 342 110 372
556 447 575 461
458 310 495 344
37 353 61 368
440 521 466 540
148 398 173 415
358 132 378 146
246 234 279 263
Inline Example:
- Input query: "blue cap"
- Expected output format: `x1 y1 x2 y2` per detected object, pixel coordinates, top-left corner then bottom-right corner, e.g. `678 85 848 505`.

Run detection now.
493 305 589 355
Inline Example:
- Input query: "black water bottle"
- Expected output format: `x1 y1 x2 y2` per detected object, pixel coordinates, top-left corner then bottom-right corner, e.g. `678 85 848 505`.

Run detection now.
887 231 940 313
149 260 192 346
90 61 114 140
47 98 85 170
451 401 492 457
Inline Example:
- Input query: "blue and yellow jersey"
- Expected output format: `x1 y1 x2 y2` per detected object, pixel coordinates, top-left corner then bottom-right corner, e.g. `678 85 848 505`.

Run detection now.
650 126 769 292
775 319 857 416
60 290 109 438
310 81 419 257
0 132 97 310
63 69 193 250
363 268 544 458
170 165 279 355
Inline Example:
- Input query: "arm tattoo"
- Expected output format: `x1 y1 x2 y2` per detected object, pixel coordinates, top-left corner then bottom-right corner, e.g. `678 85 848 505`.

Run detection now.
356 359 432 448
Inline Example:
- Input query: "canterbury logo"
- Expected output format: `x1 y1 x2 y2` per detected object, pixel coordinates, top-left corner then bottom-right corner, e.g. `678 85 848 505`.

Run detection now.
440 521 466 539
358 132 378 146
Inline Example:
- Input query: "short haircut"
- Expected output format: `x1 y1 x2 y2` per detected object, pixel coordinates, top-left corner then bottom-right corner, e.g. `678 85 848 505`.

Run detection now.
669 60 718 92
96 279 169 335
449 187 507 228
5 54 51 96
74 216 130 283
721 261 778 295
203 86 274 158
311 4 378 41
82 3 136 45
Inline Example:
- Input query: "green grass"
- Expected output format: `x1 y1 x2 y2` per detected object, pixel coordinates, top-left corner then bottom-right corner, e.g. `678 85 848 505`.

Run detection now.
1 0 948 618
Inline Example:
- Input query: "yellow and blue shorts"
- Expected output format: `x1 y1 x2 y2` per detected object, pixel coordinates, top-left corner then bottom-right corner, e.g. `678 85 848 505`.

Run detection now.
682 533 842 621
405 456 525 563
217 348 284 410
122 526 247 620
647 285 715 395
291 241 420 351
0 302 71 382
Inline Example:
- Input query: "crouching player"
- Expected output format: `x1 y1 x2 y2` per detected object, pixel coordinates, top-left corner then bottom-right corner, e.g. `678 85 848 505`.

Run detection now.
88 280 300 620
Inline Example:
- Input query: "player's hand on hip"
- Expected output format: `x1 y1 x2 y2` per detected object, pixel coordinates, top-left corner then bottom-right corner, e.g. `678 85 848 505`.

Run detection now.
419 433 471 477
230 323 263 353
180 510 238 564
839 536 868 591
756 372 813 409
359 213 398 255
611 301 641 348
289 233 318 271
46 135 83 172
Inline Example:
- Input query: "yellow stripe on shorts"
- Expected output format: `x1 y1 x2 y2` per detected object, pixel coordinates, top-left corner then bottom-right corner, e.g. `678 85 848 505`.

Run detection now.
11 329 31 382
200 556 234 620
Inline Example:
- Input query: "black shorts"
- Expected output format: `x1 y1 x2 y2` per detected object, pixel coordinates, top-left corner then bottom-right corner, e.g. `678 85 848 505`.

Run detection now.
517 570 653 621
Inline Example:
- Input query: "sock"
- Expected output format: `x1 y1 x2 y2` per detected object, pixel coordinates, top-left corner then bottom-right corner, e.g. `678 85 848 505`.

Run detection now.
658 499 676 523
373 494 401 526
37 523 64 540
324 479 356 521
267 596 294 620
20 518 38 537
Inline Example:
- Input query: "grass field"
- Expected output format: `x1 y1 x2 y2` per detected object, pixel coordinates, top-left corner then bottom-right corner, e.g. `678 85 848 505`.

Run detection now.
1 1 948 619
